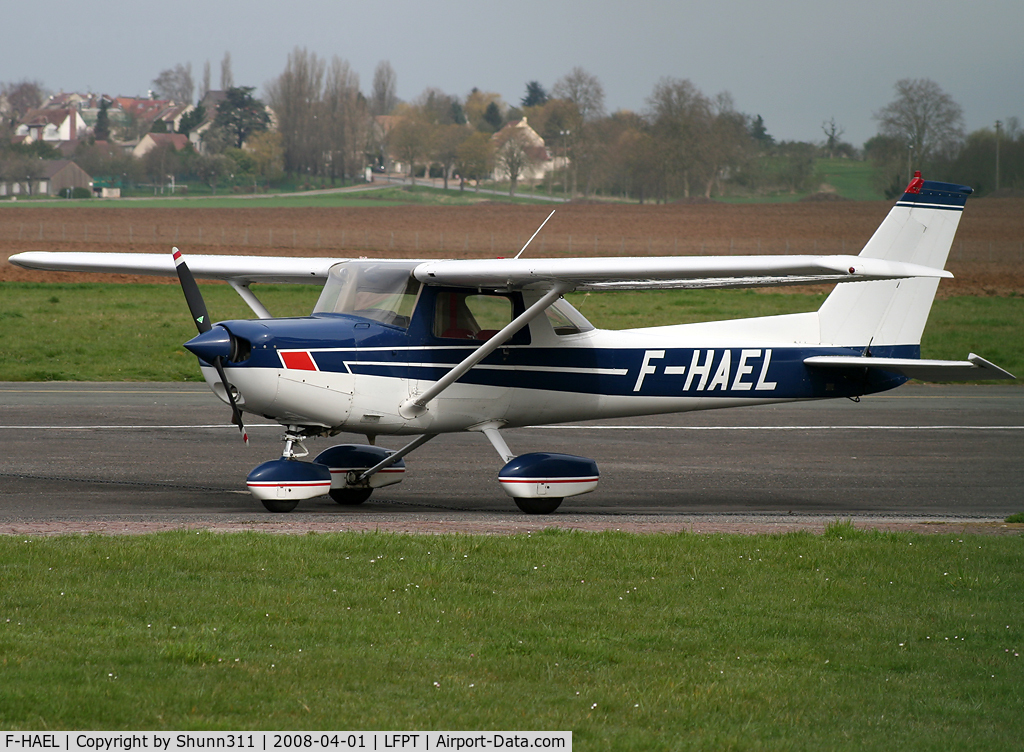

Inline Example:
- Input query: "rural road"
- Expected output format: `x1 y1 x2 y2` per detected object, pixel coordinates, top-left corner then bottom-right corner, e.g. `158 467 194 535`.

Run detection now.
1 383 1021 534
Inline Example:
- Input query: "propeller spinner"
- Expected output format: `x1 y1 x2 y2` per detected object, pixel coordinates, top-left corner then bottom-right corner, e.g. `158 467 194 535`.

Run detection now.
173 247 248 444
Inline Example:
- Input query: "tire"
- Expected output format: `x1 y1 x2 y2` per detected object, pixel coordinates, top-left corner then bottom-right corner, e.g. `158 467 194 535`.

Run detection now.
330 488 373 505
261 498 299 513
513 497 563 515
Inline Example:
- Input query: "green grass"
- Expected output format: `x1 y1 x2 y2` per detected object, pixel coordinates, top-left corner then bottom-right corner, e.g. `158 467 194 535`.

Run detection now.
0 282 319 381
0 529 1021 746
814 158 886 201
1 284 1020 382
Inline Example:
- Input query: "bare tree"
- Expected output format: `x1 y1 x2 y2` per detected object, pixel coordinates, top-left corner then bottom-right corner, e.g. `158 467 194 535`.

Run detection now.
551 66 605 122
389 107 433 184
821 117 845 158
200 61 211 101
874 78 964 168
266 47 326 175
494 126 543 195
1 79 45 127
434 123 470 189
370 60 398 116
151 63 194 103
220 52 234 90
323 57 368 182
646 77 713 199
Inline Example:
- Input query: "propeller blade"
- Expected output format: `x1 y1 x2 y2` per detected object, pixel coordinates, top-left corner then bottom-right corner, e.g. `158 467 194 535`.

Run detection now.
172 247 211 334
173 247 247 445
212 355 248 445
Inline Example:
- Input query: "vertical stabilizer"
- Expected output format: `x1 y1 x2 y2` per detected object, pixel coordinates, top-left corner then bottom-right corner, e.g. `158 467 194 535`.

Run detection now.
817 175 972 349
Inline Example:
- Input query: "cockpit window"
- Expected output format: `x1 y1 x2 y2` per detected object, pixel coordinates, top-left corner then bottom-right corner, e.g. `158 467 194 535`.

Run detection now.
434 292 513 341
314 261 422 328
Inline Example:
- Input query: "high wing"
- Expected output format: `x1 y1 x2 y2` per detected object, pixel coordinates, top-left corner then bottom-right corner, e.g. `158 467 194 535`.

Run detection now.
9 251 344 284
11 251 951 292
412 255 951 291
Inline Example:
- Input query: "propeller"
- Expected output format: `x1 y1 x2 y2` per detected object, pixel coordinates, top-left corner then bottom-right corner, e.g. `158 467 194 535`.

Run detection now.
173 247 248 444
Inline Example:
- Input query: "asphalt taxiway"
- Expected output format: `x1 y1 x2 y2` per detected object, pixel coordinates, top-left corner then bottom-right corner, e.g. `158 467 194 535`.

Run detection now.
1 383 1021 527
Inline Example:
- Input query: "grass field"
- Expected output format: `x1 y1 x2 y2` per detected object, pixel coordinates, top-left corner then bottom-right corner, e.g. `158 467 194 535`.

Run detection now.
0 283 1020 383
0 528 1021 746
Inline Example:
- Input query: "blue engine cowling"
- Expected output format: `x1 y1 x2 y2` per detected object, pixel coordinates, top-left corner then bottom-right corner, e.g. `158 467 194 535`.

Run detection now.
313 444 406 490
246 458 332 502
498 452 599 500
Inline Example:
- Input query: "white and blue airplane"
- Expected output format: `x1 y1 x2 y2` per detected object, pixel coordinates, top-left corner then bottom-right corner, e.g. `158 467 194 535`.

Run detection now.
10 174 1013 513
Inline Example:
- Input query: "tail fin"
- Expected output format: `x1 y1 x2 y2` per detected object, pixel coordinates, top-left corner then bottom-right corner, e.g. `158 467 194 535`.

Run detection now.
817 174 972 349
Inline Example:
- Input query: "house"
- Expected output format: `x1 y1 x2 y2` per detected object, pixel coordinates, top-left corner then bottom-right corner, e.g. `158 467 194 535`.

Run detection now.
133 132 190 158
491 117 558 183
0 160 92 197
14 108 87 144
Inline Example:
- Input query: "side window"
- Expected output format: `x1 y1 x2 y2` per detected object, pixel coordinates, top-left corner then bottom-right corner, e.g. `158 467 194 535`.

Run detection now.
434 292 514 341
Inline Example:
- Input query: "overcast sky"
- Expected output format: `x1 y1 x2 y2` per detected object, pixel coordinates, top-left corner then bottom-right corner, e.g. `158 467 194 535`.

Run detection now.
4 0 1022 147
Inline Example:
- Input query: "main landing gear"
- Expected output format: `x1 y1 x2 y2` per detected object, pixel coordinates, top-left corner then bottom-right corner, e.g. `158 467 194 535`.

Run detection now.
243 425 600 516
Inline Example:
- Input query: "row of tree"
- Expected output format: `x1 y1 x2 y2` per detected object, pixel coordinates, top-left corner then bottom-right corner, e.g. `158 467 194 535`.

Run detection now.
4 61 1021 199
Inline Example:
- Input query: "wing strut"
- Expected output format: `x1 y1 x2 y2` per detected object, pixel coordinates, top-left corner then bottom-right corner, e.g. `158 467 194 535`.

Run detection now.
399 284 569 418
228 281 273 319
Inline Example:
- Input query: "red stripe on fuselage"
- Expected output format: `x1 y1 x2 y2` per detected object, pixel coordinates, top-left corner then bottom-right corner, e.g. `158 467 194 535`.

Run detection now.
280 351 318 371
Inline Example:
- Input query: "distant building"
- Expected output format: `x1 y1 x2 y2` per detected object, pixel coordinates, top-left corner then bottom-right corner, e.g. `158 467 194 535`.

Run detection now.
14 108 88 144
491 117 560 182
0 160 92 197
133 132 190 158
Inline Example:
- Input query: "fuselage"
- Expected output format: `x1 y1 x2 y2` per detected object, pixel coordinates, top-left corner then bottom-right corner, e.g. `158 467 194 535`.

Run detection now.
198 283 910 436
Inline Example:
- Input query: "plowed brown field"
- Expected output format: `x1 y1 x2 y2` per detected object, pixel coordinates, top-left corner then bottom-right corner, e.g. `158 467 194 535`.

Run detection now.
3 199 1022 295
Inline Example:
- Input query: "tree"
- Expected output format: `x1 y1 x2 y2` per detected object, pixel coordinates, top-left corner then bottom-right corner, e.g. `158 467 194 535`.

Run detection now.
646 77 713 199
874 78 964 170
214 86 270 149
370 60 398 116
434 123 470 189
820 117 845 158
749 115 774 148
552 67 605 122
522 81 548 108
94 99 111 141
482 101 504 132
176 104 206 136
193 153 231 194
220 52 234 90
1 79 45 128
267 47 326 175
463 89 504 132
151 63 194 103
494 126 543 195
247 131 285 184
200 61 211 101
455 131 494 191
142 142 180 189
322 57 368 183
389 109 432 184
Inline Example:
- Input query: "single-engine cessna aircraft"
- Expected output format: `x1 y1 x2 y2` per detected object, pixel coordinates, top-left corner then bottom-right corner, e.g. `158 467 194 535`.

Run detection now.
10 174 1014 513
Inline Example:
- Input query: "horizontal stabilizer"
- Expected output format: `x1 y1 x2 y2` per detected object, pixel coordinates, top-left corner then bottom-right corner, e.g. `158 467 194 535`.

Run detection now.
804 353 1015 382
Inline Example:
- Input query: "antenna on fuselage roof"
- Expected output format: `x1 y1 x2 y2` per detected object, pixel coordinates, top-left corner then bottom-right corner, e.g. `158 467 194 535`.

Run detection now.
514 209 556 259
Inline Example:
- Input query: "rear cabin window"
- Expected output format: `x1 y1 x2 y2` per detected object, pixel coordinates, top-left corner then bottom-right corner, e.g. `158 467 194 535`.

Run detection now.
434 292 513 341
545 298 594 336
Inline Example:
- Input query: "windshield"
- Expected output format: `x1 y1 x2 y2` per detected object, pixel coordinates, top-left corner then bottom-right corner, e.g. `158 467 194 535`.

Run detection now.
313 261 422 328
